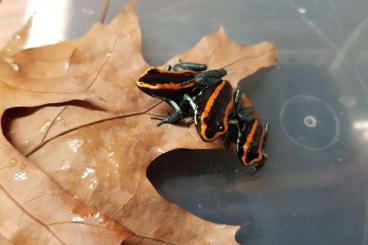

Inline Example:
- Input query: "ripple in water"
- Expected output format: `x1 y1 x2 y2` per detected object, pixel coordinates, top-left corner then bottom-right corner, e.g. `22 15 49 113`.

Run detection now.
280 95 339 150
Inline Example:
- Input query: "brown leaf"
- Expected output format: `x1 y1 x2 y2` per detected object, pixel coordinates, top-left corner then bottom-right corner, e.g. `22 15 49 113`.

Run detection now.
0 233 14 245
0 18 32 58
0 0 277 244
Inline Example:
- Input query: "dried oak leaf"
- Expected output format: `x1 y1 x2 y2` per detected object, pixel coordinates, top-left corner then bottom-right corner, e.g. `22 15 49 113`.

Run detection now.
0 18 32 58
0 0 277 244
0 84 132 244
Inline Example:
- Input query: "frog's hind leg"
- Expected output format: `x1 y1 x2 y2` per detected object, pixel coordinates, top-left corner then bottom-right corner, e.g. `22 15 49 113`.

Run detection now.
172 60 207 71
223 119 240 148
194 69 227 86
233 87 256 122
151 95 197 127
262 121 270 148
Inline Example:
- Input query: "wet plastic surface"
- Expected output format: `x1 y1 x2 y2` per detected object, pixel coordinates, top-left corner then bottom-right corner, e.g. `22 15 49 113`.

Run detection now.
8 0 368 244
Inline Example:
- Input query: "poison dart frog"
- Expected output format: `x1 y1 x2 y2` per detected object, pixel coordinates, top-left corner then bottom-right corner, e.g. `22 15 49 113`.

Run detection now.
225 88 269 172
136 61 269 171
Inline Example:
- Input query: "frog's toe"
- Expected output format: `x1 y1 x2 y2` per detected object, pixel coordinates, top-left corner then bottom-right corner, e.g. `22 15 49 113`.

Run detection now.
151 115 171 127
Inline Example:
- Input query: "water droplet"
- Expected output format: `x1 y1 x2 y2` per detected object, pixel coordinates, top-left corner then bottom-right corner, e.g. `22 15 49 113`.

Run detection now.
64 62 70 70
81 167 95 179
59 161 71 171
89 179 98 190
106 52 112 57
82 8 95 15
68 138 85 153
72 216 85 222
14 172 27 181
298 7 307 14
198 204 203 208
3 57 13 64
40 121 51 133
91 212 104 222
156 147 165 154
304 115 318 128
56 116 65 125
108 152 114 157
363 131 368 142
24 140 30 144
354 121 368 130
10 63 19 71
15 34 21 40
338 158 343 162
9 158 17 166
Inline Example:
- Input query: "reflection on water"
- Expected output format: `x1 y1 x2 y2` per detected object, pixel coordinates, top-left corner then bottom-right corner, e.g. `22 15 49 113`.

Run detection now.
24 0 72 48
353 121 368 144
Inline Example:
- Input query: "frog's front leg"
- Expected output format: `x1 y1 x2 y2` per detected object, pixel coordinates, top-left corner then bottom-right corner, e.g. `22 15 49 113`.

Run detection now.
151 94 196 126
151 99 184 126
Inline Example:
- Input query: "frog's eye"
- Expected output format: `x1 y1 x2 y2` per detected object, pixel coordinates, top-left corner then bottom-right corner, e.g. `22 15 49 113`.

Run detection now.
147 68 159 74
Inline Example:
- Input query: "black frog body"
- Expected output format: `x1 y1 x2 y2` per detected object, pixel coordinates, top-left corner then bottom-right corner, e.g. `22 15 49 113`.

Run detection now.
194 80 234 142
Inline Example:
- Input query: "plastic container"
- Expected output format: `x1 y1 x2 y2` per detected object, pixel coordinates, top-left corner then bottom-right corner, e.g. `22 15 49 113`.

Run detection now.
2 0 368 244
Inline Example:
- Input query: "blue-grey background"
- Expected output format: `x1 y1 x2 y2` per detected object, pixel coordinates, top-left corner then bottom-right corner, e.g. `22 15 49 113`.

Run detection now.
59 0 368 244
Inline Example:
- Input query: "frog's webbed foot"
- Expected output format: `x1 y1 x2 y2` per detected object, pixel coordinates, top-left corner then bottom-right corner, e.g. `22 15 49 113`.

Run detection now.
151 109 184 126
